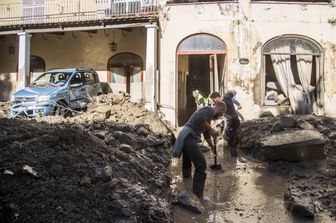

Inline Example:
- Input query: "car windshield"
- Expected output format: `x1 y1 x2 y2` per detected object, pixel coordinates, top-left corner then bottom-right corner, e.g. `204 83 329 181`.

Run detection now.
30 72 72 87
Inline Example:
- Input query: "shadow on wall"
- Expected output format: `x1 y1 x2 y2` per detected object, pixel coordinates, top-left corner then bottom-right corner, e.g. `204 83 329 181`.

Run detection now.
0 73 12 101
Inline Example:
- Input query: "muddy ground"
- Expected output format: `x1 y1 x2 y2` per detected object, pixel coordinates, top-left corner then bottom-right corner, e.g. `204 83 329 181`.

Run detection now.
238 115 336 221
0 93 174 223
1 95 336 223
172 114 335 223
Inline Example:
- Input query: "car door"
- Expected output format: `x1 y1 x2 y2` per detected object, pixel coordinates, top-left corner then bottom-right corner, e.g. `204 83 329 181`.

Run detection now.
83 71 98 97
69 72 87 108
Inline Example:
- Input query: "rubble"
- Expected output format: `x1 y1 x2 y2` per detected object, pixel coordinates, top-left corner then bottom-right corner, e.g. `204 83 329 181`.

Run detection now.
0 92 174 223
238 114 336 220
284 189 315 218
178 192 204 214
260 130 325 161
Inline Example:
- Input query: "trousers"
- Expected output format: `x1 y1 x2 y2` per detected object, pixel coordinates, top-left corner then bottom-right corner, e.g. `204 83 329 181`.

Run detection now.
182 134 207 198
225 118 240 148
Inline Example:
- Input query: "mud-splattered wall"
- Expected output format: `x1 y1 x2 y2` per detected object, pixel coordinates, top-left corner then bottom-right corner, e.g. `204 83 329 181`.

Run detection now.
159 1 336 125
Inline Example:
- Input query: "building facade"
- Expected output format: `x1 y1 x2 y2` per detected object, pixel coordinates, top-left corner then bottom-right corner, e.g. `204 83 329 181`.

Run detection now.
0 0 335 125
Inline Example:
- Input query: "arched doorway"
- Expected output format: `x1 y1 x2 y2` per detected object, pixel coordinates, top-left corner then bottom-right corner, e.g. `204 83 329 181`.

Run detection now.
30 55 46 82
176 33 226 125
261 34 323 115
16 55 46 84
107 53 143 101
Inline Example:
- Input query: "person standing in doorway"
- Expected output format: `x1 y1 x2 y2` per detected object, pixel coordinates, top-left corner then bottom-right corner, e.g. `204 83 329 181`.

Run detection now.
192 90 208 110
173 102 227 199
209 91 242 157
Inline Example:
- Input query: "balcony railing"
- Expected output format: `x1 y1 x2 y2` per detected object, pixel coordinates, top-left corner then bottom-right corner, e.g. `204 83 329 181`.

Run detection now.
0 0 158 28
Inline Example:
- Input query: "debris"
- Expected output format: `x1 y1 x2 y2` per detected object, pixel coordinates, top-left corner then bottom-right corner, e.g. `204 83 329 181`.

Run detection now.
298 120 315 130
113 131 137 147
178 192 204 214
50 164 63 177
285 189 315 218
279 116 297 128
3 170 14 175
22 165 38 177
259 111 275 118
0 92 174 222
328 131 336 140
271 121 285 133
261 130 325 161
80 176 91 186
103 165 113 179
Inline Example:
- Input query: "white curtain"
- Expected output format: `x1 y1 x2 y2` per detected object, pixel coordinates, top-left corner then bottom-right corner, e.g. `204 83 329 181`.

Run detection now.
296 55 314 114
271 54 299 113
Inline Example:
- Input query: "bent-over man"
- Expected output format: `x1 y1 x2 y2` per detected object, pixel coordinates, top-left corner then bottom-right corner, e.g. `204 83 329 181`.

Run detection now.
173 102 227 199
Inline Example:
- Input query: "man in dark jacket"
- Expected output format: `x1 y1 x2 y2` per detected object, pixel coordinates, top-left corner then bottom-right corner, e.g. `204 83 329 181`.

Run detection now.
173 102 227 199
209 91 241 157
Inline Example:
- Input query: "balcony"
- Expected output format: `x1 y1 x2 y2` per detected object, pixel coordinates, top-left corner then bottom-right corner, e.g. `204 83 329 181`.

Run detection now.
0 0 158 30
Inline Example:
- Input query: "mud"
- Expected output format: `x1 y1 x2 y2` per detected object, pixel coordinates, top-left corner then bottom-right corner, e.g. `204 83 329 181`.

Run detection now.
238 115 336 221
0 93 174 223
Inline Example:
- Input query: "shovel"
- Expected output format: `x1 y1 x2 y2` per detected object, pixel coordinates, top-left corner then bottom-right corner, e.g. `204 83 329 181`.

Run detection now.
210 136 222 171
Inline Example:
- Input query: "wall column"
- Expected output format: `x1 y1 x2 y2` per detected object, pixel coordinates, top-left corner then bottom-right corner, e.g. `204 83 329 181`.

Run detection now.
17 32 31 90
144 24 158 112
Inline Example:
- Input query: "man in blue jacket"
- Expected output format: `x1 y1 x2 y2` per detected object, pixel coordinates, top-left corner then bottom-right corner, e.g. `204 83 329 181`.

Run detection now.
173 102 227 199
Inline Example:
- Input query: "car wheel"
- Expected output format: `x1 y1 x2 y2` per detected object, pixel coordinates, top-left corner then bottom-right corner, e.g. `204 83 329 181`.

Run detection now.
55 101 70 117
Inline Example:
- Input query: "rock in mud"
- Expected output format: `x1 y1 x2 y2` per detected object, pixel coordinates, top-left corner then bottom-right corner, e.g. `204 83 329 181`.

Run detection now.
279 116 297 128
271 121 285 133
285 189 315 218
50 164 63 177
328 131 336 140
178 192 204 214
298 120 315 130
136 126 149 137
113 131 137 147
261 130 325 161
259 111 275 118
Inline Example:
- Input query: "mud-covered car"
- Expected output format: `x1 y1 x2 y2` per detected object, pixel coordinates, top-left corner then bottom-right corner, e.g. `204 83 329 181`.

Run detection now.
10 68 103 117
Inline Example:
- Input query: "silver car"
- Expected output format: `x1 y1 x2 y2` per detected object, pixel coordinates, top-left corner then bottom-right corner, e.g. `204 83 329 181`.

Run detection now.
11 68 103 117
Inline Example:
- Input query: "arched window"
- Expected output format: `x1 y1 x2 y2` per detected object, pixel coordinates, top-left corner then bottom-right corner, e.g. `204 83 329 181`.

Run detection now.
261 35 323 115
177 33 226 54
107 53 143 84
107 53 144 101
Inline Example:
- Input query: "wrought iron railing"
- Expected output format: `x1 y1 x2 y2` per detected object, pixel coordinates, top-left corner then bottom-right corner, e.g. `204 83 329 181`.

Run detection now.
0 0 158 28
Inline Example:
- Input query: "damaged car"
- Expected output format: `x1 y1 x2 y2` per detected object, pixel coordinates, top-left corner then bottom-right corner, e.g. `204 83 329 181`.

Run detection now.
10 68 103 117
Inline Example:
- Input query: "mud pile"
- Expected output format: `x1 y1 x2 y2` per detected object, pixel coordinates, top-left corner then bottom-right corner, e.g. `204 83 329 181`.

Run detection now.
37 92 174 136
238 115 336 219
0 92 174 223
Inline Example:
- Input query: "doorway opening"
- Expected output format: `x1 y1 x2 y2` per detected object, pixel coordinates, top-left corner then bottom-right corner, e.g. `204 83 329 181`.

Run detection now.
262 35 323 115
107 52 143 102
16 55 46 84
176 33 226 126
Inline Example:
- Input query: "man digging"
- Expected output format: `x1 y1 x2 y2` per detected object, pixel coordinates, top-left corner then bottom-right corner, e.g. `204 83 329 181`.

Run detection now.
173 102 227 199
